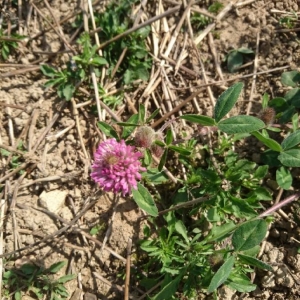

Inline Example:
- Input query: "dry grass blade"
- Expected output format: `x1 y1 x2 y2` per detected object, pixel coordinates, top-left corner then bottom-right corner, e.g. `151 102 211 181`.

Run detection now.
95 6 181 50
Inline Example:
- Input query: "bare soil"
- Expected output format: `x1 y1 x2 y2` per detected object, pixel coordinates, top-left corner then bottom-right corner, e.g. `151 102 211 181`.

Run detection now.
1 0 300 299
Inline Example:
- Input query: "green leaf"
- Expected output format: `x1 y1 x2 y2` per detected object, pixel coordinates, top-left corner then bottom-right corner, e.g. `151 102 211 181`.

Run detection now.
254 165 268 180
97 122 119 140
158 149 168 172
40 64 57 77
269 97 289 111
14 290 22 300
166 129 173 145
206 221 236 242
151 273 183 300
281 70 300 87
132 183 158 216
146 108 160 123
207 256 235 293
279 149 300 167
175 220 189 244
62 83 75 101
136 67 149 81
251 131 282 152
227 277 257 293
227 51 243 73
237 254 273 271
218 116 265 134
124 69 132 84
180 114 216 126
292 113 299 132
168 145 191 156
281 130 300 150
57 274 77 283
48 261 67 273
262 93 269 109
90 56 108 66
261 150 281 167
232 219 267 251
276 167 292 190
139 104 146 124
279 106 296 124
284 88 300 107
214 82 244 122
20 264 37 275
121 114 139 139
141 168 168 185
237 47 254 54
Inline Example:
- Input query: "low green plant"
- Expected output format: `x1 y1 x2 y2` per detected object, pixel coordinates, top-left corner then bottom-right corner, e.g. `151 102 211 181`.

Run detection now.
40 33 107 101
72 0 151 85
225 47 254 72
3 261 75 300
0 29 25 60
279 12 298 29
0 142 25 174
96 81 300 298
208 1 224 14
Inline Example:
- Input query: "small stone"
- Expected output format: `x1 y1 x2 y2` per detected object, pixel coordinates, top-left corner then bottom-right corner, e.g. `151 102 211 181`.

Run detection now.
84 292 97 300
39 190 67 213
60 3 69 12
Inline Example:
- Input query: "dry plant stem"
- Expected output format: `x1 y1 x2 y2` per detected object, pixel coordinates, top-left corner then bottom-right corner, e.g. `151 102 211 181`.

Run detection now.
194 0 239 45
0 197 6 297
152 155 177 183
136 280 165 300
158 196 209 215
151 88 205 128
0 199 97 258
99 196 120 257
0 162 28 184
124 238 132 300
0 63 37 68
164 1 193 57
19 171 81 189
111 47 128 80
0 102 25 110
236 0 257 7
0 66 40 78
28 109 39 151
259 192 300 218
258 188 284 259
71 98 89 160
246 31 260 115
95 6 181 50
275 27 300 33
34 1 76 53
0 144 24 156
124 94 138 114
197 50 215 107
17 229 89 252
78 87 122 122
160 54 198 77
6 100 15 147
208 32 224 82
79 230 127 263
32 102 66 152
93 272 123 293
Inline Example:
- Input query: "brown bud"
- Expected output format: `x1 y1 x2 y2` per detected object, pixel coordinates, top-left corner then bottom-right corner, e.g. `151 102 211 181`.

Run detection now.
259 107 276 125
134 126 155 148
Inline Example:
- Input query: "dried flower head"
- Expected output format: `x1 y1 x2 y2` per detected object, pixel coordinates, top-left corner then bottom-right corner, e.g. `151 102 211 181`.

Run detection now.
259 107 276 125
134 126 155 148
91 139 145 196
151 132 164 157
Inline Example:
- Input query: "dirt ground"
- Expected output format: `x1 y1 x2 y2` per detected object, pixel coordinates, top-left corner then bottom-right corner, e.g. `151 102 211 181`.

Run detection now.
1 0 300 299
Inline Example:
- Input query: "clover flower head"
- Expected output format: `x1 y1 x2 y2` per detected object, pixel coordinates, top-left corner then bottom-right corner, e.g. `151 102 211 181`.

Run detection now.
91 138 145 196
